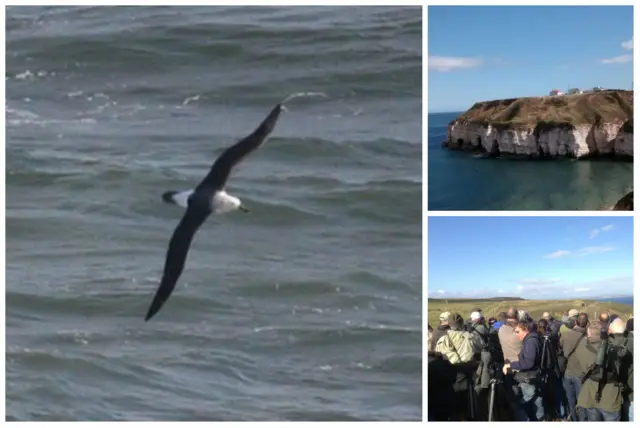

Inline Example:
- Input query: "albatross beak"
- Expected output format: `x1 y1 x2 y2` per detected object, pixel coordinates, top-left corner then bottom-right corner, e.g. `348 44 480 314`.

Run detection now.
239 205 250 213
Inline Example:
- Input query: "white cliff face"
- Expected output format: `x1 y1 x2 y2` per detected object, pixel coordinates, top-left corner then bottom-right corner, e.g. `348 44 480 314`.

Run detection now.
446 121 633 158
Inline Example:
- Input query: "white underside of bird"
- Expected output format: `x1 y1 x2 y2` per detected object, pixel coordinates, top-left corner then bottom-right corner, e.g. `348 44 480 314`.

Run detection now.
170 189 242 214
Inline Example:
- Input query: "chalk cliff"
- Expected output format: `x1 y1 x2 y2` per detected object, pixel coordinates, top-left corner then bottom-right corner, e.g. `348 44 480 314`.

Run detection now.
442 90 633 159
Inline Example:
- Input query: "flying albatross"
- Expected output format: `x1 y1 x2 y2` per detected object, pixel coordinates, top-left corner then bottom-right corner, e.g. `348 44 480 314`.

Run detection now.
144 103 283 321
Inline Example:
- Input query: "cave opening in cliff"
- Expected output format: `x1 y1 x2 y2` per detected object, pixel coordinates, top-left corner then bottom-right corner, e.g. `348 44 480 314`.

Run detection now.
490 139 499 156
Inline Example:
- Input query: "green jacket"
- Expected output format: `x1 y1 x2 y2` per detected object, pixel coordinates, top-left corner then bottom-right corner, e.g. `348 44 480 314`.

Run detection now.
577 335 632 412
559 326 588 377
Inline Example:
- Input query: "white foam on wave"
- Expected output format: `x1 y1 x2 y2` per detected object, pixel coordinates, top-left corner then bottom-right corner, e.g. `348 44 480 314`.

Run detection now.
280 91 328 105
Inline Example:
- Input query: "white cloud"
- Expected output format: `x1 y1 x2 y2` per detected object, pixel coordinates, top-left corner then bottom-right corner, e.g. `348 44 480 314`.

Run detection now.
437 290 445 294
622 38 634 50
545 250 572 259
577 246 615 256
544 246 615 258
602 54 633 64
498 289 504 293
575 288 591 292
429 56 482 72
590 224 614 239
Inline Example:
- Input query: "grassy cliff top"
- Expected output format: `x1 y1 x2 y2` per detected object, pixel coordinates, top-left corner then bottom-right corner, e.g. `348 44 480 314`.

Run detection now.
451 90 633 132
427 298 633 328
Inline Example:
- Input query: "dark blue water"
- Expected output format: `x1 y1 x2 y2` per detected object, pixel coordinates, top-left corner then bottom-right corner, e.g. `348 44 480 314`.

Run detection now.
595 296 634 306
428 112 633 210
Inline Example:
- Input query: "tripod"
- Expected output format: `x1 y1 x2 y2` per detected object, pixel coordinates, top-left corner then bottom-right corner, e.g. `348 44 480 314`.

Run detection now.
540 335 571 420
488 378 500 421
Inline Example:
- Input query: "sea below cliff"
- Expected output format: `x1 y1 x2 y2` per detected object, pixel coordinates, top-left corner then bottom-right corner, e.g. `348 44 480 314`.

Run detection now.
428 112 633 210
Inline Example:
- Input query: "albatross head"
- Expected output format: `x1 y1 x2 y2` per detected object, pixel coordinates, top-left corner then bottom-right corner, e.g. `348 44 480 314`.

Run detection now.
214 190 250 214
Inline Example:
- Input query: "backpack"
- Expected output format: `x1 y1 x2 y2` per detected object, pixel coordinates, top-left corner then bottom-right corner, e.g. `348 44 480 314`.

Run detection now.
486 329 505 364
470 325 488 355
436 329 474 364
585 337 631 397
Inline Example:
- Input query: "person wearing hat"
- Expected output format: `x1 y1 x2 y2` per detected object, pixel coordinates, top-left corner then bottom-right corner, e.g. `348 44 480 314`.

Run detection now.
469 311 489 349
430 311 451 352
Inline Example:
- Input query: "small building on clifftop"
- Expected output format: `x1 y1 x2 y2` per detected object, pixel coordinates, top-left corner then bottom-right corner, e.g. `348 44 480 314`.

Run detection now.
549 89 564 96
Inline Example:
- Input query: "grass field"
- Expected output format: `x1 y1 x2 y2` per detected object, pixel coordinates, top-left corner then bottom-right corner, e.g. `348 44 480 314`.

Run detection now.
452 90 633 131
427 297 633 328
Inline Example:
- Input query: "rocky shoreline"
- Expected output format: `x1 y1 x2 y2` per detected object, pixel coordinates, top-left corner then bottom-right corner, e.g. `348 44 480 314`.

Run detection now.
442 91 634 160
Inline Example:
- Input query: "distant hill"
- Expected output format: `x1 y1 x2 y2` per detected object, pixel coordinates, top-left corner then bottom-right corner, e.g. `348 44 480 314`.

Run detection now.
429 297 525 303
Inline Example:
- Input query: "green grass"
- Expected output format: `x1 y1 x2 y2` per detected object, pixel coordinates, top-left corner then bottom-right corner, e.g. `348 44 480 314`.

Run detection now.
427 298 633 328
452 90 634 130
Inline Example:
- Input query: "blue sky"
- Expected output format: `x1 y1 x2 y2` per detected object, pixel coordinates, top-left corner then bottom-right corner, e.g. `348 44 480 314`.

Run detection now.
428 217 633 299
428 6 634 112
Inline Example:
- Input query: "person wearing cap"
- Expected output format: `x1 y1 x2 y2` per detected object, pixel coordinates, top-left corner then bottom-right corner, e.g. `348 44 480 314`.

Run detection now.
430 311 451 352
469 311 490 364
469 311 489 348
469 310 491 419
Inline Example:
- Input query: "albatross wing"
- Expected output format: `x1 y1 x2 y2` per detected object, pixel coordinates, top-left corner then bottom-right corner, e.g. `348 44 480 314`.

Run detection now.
196 103 283 191
145 205 210 321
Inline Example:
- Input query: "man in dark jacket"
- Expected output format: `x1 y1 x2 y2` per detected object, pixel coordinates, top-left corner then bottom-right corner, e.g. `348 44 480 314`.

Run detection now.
503 320 544 421
559 312 589 420
428 352 457 420
430 312 451 352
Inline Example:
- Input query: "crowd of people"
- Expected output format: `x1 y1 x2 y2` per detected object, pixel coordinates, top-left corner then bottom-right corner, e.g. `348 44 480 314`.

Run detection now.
427 307 634 421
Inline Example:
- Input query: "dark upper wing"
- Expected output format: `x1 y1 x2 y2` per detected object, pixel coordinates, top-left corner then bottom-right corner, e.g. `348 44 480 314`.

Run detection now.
196 103 283 191
144 206 210 321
